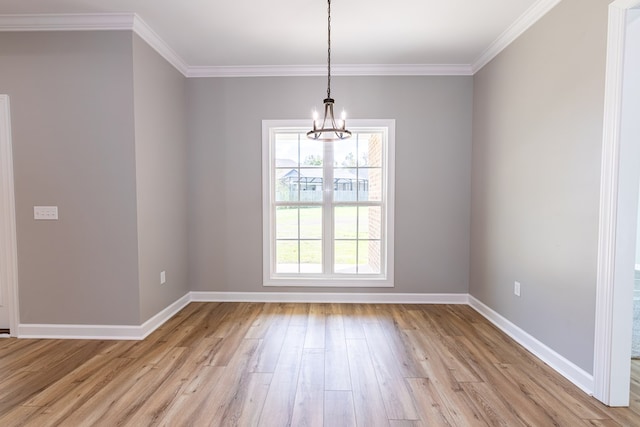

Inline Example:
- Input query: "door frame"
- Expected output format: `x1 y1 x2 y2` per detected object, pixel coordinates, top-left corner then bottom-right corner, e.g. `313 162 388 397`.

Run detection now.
594 0 640 406
0 95 19 336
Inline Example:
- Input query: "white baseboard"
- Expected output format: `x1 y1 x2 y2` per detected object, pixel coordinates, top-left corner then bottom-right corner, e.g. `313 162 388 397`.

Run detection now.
17 292 191 340
17 323 143 340
190 291 469 304
139 293 191 339
468 295 594 395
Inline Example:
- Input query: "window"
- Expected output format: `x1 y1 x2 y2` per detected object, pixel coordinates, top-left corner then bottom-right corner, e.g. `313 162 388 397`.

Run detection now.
262 120 395 287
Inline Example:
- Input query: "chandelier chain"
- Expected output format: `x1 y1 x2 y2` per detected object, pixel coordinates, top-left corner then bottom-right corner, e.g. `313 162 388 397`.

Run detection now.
327 0 331 99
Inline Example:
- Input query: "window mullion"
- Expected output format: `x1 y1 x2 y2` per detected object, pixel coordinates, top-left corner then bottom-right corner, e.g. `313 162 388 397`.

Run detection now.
323 141 334 275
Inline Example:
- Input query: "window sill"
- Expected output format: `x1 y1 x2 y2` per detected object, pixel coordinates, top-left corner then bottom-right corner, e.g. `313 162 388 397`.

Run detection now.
263 277 394 288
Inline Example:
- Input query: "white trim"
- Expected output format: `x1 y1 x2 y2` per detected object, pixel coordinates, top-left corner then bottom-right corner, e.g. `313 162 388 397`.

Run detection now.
17 323 143 340
17 293 190 340
0 95 19 337
472 0 562 73
262 120 395 287
594 0 640 407
138 293 191 339
186 64 473 78
468 296 594 395
594 2 626 405
0 6 565 79
131 15 188 76
190 291 468 304
15 292 467 339
0 13 135 31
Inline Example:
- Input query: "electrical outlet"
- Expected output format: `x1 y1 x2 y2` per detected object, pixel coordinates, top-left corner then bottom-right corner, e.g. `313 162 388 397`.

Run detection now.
514 281 521 297
160 271 166 285
34 206 58 220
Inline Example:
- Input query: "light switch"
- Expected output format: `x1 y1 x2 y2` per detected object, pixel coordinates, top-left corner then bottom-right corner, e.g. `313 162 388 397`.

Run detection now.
34 206 58 220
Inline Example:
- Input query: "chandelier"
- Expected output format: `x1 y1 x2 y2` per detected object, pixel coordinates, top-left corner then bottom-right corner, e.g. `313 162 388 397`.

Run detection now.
307 0 352 141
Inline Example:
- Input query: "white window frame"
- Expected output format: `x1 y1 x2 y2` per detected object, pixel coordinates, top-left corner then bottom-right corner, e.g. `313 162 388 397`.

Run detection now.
262 119 395 287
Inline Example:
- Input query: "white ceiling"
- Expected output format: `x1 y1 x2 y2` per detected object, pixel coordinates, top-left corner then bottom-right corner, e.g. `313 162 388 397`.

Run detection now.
0 0 558 75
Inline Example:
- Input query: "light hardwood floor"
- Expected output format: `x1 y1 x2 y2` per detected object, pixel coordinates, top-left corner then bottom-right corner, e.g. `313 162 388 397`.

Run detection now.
1 302 639 426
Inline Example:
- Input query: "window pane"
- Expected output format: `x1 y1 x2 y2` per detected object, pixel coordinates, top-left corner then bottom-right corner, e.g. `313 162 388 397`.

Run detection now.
276 241 298 273
359 133 383 167
300 207 322 239
300 139 323 167
334 168 358 201
334 206 357 239
298 168 323 202
276 168 299 202
300 240 322 273
334 139 358 167
276 207 298 239
359 206 381 239
334 240 357 274
359 240 381 274
361 167 382 202
275 133 299 165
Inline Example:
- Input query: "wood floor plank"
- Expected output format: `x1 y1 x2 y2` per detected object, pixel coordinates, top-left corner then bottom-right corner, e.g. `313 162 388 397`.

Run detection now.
244 303 280 339
324 390 357 427
22 357 134 427
201 339 264 426
377 311 430 378
494 362 596 426
0 303 639 426
258 324 307 426
363 322 420 421
291 348 325 427
23 353 127 407
461 381 529 426
505 356 612 421
304 303 326 349
341 303 366 339
157 365 225 425
405 377 457 426
225 372 272 427
250 303 294 373
162 338 260 426
206 303 262 367
325 312 351 391
0 405 45 427
346 338 391 427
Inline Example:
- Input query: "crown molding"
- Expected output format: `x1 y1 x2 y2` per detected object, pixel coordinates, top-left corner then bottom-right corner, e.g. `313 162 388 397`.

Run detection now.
131 15 189 76
0 13 190 76
186 63 473 78
0 13 135 31
0 3 560 78
471 0 563 73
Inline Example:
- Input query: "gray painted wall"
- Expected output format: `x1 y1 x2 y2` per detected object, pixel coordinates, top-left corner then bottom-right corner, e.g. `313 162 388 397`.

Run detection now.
470 0 611 373
132 35 189 323
187 76 473 294
0 31 141 325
